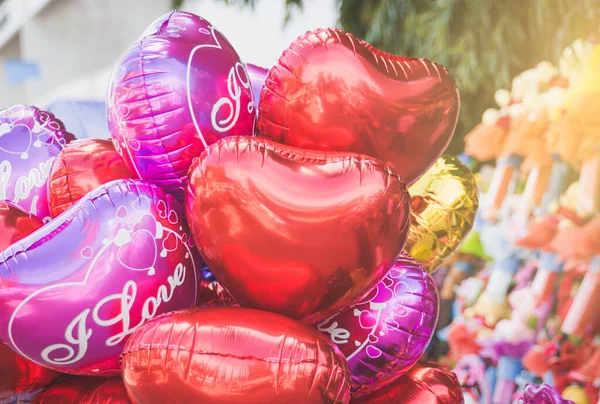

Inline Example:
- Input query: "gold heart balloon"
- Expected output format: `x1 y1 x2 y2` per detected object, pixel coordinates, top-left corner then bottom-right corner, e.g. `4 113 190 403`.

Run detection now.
406 154 479 273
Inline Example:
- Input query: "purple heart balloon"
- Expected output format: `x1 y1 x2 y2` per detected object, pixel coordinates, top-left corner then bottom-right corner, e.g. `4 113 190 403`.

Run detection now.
314 253 440 398
0 105 74 222
247 64 268 111
107 11 256 198
0 179 199 376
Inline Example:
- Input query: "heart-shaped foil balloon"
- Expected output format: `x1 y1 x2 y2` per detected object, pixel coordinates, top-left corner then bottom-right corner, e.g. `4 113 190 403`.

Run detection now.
0 202 55 400
0 201 43 251
185 137 411 323
31 377 131 404
257 28 459 186
314 254 439 398
352 361 464 404
0 179 198 375
405 155 479 273
520 383 575 404
121 307 351 403
0 342 62 400
107 11 256 198
247 64 269 111
48 139 136 218
0 105 74 222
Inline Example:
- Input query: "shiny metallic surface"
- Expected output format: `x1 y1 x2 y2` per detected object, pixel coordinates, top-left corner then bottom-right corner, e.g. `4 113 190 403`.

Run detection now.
121 307 351 403
0 201 43 252
196 278 238 308
48 139 135 218
405 155 479 273
0 203 56 400
257 28 459 186
107 11 256 198
520 383 575 404
0 180 198 375
0 339 62 399
247 64 268 110
314 254 439 398
185 136 411 323
352 361 464 404
0 105 75 222
31 377 131 404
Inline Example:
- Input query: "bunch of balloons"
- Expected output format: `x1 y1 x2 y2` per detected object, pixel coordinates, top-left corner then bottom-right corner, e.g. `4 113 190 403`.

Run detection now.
431 35 600 404
0 10 481 403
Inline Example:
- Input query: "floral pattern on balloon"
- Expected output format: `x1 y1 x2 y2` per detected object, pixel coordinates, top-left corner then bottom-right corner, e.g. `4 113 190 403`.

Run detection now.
0 180 198 376
0 105 74 222
315 253 439 398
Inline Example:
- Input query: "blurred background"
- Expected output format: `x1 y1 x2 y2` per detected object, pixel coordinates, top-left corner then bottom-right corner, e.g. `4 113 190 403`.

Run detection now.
0 0 598 151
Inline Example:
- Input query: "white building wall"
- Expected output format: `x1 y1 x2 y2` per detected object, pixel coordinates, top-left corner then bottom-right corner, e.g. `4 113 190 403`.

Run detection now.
0 0 337 109
0 35 26 108
19 0 171 106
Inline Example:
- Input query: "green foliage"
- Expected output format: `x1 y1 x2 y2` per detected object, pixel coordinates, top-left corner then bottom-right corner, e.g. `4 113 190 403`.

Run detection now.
335 0 600 152
201 0 600 153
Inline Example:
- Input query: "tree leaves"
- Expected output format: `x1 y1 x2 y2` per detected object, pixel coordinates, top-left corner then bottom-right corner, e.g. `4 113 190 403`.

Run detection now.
204 0 600 152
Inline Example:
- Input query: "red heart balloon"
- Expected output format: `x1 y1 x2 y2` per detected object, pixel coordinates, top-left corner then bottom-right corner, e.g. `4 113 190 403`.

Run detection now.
351 361 463 404
185 136 410 323
48 139 135 218
31 377 131 404
0 342 62 399
257 28 459 185
0 200 43 251
121 307 351 403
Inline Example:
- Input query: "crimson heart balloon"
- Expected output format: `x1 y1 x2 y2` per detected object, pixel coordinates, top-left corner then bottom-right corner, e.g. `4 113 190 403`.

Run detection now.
48 139 136 218
0 342 62 400
107 11 256 198
121 307 351 403
257 28 459 185
351 361 464 404
185 136 411 323
314 254 439 398
0 201 43 251
31 377 131 404
0 180 199 375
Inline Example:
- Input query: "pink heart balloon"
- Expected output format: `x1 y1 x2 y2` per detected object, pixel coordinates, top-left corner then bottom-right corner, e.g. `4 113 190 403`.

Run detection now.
0 180 199 376
314 254 439 398
257 28 459 185
107 11 256 198
0 105 75 221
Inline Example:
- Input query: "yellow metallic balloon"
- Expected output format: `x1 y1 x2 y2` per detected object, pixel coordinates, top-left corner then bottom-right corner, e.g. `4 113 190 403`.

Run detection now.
406 155 479 273
562 385 590 404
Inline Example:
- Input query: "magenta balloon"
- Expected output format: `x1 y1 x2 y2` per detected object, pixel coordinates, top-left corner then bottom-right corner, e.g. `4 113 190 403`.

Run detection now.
0 105 74 222
0 179 199 376
314 254 439 398
107 11 256 198
247 63 268 110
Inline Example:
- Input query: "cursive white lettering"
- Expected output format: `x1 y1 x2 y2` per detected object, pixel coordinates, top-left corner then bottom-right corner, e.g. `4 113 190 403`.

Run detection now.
41 309 92 365
211 62 252 133
316 318 350 345
39 262 188 365
0 158 54 203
